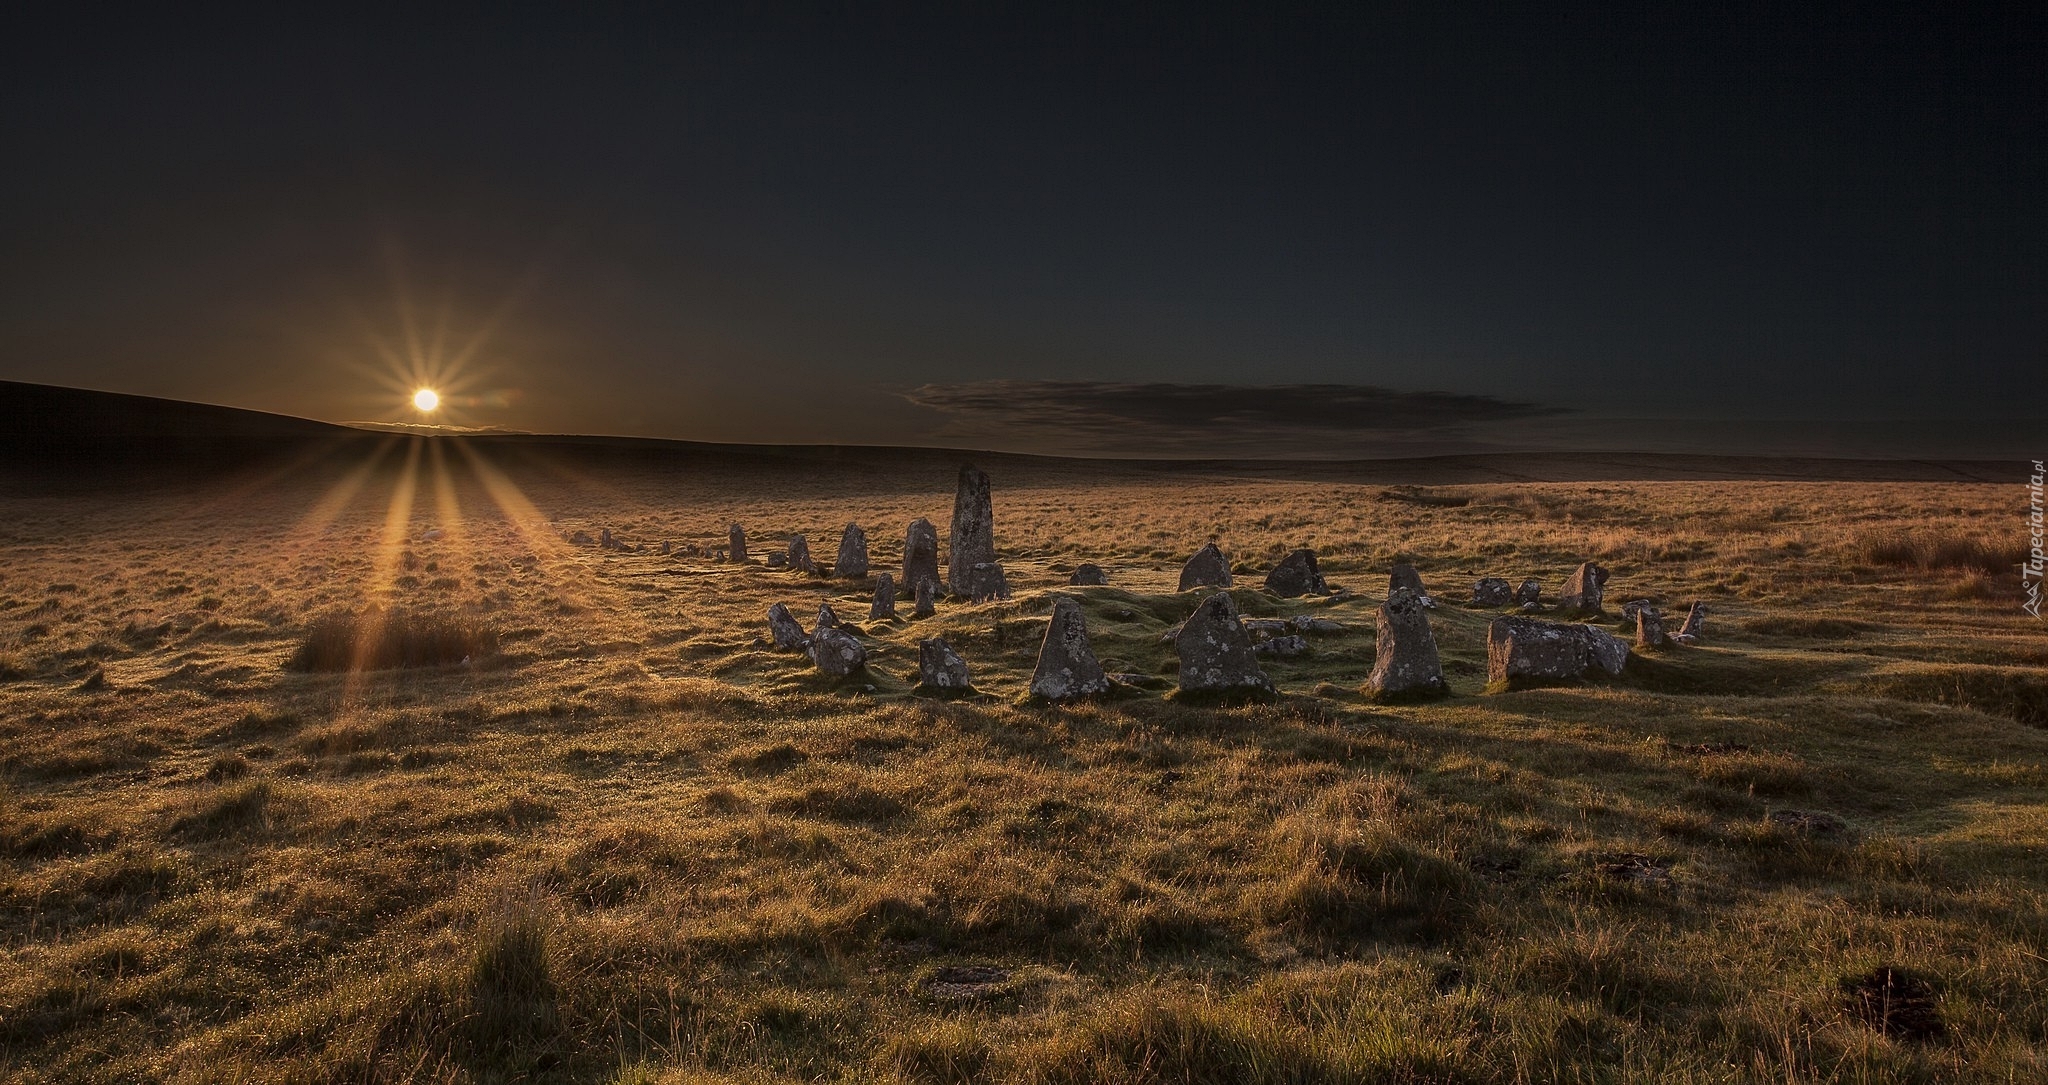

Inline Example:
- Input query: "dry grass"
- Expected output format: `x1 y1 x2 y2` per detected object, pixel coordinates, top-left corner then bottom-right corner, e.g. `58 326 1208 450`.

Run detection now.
0 450 2042 1083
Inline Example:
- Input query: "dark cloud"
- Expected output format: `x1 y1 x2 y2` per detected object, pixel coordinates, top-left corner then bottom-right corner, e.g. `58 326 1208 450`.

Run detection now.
902 381 1569 457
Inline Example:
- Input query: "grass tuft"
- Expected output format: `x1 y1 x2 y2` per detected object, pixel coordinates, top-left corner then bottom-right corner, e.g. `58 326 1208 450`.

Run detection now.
288 607 497 672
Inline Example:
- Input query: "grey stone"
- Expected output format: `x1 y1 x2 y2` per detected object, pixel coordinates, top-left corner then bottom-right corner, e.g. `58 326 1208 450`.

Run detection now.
1677 601 1708 640
1559 562 1609 613
808 626 866 679
658 540 672 556
946 465 996 597
917 636 972 691
1178 543 1233 591
1263 549 1326 597
1255 634 1310 658
870 573 897 620
1635 607 1667 648
787 535 817 576
1243 618 1292 637
834 523 869 579
902 518 940 598
1030 597 1111 702
767 603 809 651
1486 616 1630 685
1368 589 1448 698
600 528 617 550
913 577 936 618
1175 593 1272 695
1513 579 1542 606
966 562 1011 603
728 523 748 563
1293 616 1346 635
1473 577 1512 606
1388 564 1430 604
1619 599 1657 622
569 530 594 546
814 601 841 638
1069 563 1107 586
765 552 788 569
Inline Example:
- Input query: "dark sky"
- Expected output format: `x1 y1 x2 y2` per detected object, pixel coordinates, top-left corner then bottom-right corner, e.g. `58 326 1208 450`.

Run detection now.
2 9 2042 456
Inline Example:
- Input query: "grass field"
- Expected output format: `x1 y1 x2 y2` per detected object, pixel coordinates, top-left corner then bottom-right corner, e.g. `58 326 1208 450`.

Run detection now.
2 442 2043 1083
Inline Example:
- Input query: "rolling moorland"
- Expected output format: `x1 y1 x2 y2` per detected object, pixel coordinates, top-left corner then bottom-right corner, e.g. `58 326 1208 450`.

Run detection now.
0 390 2043 1084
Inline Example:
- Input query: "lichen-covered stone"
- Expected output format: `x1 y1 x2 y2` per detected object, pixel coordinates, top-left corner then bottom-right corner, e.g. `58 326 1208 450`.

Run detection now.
1175 593 1271 695
1263 548 1327 597
1388 564 1430 603
870 573 897 620
902 518 940 598
918 636 972 691
834 523 869 579
946 465 996 597
1636 607 1667 648
1473 577 1512 606
1486 616 1629 685
1559 562 1609 613
1677 601 1708 640
913 576 936 618
809 627 866 679
1030 597 1110 702
1368 588 1447 698
767 603 809 651
1514 579 1542 606
1178 543 1232 592
814 601 841 638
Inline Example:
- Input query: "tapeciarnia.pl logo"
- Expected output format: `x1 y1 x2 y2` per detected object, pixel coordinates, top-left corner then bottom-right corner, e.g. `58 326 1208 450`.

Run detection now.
2025 459 2044 619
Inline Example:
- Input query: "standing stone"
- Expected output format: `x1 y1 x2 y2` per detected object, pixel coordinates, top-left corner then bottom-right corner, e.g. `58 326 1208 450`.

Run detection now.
767 603 809 651
728 523 749 563
808 627 866 679
1388 564 1429 602
1514 579 1542 606
966 562 1011 603
1367 588 1448 698
903 518 940 597
658 540 672 556
870 573 898 620
917 637 973 692
834 523 869 580
1264 549 1327 597
913 577 936 618
599 528 618 550
1677 602 1708 640
946 465 996 597
1069 563 1107 586
1486 616 1630 686
787 535 817 576
1030 597 1111 702
1559 562 1609 613
1473 577 1512 606
1178 543 1233 591
1175 593 1272 695
814 601 841 637
1635 607 1667 648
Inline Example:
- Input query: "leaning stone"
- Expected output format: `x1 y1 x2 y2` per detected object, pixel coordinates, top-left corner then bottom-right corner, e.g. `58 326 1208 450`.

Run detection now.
787 535 817 575
1473 577 1512 606
728 523 748 563
903 518 940 597
1029 597 1110 702
1677 601 1708 640
1559 562 1609 613
1635 607 1667 648
1264 549 1326 597
1069 563 1107 586
946 465 997 597
917 636 973 692
1388 564 1431 604
1175 593 1272 695
809 627 866 679
870 573 898 620
1368 589 1448 698
767 603 809 651
1178 543 1233 591
966 562 1011 603
1255 635 1310 658
834 523 869 579
814 601 841 638
913 577 936 618
1514 579 1542 606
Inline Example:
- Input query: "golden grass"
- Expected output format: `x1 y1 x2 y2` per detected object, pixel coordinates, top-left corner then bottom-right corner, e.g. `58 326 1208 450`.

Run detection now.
0 451 2043 1083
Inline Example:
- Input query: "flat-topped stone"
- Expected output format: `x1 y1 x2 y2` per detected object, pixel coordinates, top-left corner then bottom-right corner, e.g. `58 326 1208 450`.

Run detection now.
1486 616 1630 686
1368 588 1447 699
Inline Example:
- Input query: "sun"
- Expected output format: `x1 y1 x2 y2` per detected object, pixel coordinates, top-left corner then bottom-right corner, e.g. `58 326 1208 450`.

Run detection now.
412 388 440 412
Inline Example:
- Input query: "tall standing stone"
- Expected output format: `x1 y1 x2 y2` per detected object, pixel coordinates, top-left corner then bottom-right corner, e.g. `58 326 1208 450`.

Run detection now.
1677 602 1708 640
913 577 936 618
1559 562 1609 613
767 603 809 651
1367 588 1447 699
1178 543 1233 591
834 523 869 579
1264 549 1326 597
728 523 748 563
903 518 940 597
1030 597 1111 702
946 465 996 597
787 535 817 576
917 637 973 693
1635 607 1667 648
1175 592 1272 696
870 573 898 620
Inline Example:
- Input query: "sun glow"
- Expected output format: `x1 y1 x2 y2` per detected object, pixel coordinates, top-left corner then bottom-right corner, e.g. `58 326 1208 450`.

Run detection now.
412 388 440 412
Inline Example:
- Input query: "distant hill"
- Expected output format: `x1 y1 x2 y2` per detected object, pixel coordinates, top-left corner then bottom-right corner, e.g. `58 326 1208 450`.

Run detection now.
0 380 2022 484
